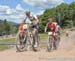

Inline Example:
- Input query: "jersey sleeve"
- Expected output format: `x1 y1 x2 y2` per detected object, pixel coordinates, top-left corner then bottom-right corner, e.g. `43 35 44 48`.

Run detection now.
33 15 38 19
25 15 32 24
31 14 38 19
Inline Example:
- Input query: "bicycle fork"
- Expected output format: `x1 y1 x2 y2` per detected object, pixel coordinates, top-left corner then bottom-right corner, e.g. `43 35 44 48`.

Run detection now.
47 36 57 51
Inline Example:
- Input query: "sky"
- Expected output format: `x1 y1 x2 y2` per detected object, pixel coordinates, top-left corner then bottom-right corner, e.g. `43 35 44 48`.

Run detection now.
0 0 75 23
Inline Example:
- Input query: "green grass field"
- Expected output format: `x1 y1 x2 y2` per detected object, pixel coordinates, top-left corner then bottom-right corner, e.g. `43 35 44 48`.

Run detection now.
0 46 9 51
0 38 16 42
0 38 16 51
39 33 48 40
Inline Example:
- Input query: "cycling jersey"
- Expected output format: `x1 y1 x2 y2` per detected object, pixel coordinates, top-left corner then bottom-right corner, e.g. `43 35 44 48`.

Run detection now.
18 25 24 32
25 14 38 24
47 22 56 33
25 14 39 30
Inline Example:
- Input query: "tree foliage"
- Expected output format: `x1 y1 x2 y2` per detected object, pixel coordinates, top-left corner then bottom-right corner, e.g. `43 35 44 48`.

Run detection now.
39 2 75 33
0 19 18 35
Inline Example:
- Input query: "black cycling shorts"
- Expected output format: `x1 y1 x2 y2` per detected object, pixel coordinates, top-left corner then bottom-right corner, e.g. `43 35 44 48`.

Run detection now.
32 25 39 30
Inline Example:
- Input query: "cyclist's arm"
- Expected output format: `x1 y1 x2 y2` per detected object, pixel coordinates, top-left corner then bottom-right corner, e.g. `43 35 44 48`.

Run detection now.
36 18 39 23
45 23 48 32
34 18 39 24
33 15 39 24
24 16 27 21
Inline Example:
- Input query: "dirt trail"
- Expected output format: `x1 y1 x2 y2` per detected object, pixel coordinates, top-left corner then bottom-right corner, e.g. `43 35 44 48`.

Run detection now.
0 31 75 61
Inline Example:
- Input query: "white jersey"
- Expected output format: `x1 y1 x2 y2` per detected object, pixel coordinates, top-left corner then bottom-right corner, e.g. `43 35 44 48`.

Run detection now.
25 14 38 24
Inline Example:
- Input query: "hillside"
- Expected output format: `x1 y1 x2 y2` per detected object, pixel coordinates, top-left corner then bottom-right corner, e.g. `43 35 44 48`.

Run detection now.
0 19 19 34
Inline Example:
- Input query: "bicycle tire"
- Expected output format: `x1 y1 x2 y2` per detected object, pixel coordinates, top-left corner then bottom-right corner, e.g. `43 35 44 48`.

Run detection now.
16 33 27 52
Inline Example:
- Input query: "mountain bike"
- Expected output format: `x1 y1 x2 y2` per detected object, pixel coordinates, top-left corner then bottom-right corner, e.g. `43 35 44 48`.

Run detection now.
16 24 31 52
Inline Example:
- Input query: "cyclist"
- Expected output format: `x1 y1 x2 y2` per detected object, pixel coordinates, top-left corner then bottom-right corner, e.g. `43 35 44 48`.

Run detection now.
45 18 57 50
45 18 57 37
18 19 33 49
23 10 39 50
18 20 27 49
18 20 25 39
25 10 39 33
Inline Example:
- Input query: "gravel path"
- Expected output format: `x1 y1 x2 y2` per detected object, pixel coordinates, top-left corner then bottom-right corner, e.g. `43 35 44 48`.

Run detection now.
0 30 75 61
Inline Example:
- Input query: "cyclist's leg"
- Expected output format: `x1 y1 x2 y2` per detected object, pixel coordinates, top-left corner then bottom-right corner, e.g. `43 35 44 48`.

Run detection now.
17 32 25 49
32 28 37 47
18 32 24 45
32 25 39 48
52 34 57 50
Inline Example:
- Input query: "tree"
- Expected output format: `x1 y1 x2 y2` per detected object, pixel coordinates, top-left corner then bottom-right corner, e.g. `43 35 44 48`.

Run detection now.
38 2 75 32
3 19 11 34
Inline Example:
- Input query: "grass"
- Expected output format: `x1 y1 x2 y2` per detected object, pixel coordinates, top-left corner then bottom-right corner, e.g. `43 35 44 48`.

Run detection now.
0 46 9 51
39 33 48 40
0 38 16 42
0 38 16 51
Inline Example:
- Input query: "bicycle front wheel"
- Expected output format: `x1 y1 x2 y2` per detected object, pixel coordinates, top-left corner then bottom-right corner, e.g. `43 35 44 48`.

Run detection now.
16 34 27 52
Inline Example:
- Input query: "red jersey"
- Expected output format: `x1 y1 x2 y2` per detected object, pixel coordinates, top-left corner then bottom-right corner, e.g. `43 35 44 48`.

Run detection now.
18 25 25 37
47 23 56 32
18 25 24 31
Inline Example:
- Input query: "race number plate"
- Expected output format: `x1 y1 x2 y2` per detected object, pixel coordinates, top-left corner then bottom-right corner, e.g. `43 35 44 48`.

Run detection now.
23 24 28 29
48 32 52 35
